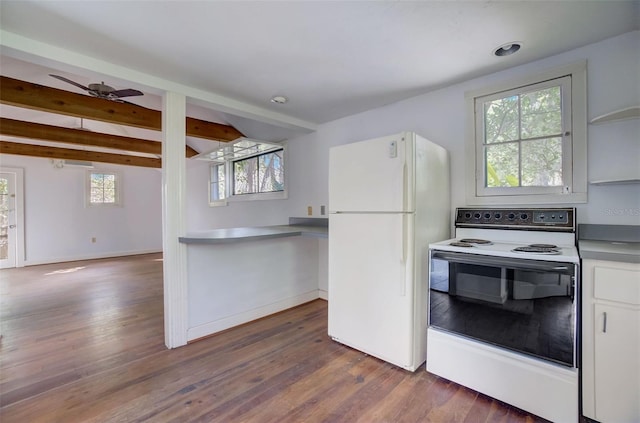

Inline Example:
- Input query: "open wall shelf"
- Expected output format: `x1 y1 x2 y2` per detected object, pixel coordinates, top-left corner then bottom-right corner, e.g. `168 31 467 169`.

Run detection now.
590 106 640 124
589 178 640 185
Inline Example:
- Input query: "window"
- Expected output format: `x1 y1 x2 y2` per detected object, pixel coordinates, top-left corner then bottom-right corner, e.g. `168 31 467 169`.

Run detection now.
233 149 284 195
204 139 287 206
210 163 225 202
87 171 120 206
465 61 587 204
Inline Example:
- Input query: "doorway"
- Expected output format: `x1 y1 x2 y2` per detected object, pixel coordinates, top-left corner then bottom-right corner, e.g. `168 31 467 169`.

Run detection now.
0 168 24 268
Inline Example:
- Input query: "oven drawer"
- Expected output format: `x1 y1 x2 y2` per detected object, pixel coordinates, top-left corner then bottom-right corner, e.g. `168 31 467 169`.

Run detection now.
594 266 640 305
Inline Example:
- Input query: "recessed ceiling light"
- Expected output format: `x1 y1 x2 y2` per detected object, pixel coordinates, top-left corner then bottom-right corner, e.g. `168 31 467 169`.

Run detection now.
270 95 288 104
493 42 522 57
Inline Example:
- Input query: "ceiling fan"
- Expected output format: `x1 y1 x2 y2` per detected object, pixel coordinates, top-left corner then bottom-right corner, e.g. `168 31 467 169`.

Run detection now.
49 74 143 102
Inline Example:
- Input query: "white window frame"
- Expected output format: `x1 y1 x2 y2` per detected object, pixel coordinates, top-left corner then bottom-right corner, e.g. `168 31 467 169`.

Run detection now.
465 61 587 205
86 170 122 207
209 145 288 207
209 163 227 207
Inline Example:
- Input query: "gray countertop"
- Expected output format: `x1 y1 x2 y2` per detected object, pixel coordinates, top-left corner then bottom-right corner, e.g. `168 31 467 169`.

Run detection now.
179 218 328 244
578 240 640 263
578 224 640 263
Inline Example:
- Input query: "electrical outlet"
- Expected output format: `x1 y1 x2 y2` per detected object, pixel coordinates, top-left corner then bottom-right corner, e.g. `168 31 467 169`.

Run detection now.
307 206 313 216
320 205 326 215
91 237 96 243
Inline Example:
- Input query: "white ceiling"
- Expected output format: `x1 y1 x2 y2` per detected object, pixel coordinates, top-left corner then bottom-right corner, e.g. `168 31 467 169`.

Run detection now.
1 1 639 139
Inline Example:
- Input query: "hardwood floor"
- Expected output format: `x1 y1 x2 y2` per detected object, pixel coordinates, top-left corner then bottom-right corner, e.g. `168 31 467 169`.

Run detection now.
0 254 549 422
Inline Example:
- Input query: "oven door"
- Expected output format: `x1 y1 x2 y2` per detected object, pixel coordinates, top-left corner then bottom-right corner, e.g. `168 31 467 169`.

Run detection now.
429 249 577 367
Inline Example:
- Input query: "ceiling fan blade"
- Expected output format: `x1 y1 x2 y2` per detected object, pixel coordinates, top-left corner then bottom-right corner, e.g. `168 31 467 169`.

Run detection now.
110 88 143 98
49 74 90 91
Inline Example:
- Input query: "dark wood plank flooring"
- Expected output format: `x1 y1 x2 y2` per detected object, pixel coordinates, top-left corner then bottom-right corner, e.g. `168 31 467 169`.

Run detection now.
0 253 549 422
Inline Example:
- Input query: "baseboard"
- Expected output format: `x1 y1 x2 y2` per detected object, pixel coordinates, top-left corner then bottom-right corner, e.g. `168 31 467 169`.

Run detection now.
187 290 321 341
318 289 328 300
23 249 163 267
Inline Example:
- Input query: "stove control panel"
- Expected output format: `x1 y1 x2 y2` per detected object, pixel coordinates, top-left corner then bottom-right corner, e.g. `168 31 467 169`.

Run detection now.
455 208 575 231
532 210 569 224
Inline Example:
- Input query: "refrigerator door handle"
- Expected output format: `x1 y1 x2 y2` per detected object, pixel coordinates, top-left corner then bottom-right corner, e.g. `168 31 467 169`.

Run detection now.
400 214 408 296
402 162 408 212
401 214 407 265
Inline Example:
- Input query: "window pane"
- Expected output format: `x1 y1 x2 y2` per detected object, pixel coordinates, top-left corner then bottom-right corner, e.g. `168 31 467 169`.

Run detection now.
486 143 520 187
91 174 103 188
521 86 562 139
234 157 258 195
210 164 225 201
103 174 115 187
90 187 104 203
258 151 285 193
102 189 116 203
521 138 563 186
217 164 225 200
484 95 519 144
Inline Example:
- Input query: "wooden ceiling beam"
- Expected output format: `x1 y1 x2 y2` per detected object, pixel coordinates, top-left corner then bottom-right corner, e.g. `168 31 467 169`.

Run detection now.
0 141 161 168
0 117 198 158
0 76 245 142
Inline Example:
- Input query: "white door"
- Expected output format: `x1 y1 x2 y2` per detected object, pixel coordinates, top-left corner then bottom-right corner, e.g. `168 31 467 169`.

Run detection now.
0 172 17 268
328 212 415 369
329 133 414 213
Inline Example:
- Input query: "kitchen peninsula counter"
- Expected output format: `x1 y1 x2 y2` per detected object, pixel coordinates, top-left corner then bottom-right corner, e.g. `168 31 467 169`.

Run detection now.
179 218 328 244
181 217 328 343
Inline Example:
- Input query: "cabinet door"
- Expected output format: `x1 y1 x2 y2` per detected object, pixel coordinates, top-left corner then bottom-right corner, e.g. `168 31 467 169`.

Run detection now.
594 304 640 423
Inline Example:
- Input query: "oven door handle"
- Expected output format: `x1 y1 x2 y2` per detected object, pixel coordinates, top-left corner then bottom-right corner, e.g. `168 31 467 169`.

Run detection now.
431 251 573 273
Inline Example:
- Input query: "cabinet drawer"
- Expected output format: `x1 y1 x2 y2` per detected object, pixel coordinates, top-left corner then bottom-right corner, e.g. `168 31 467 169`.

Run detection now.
594 266 640 305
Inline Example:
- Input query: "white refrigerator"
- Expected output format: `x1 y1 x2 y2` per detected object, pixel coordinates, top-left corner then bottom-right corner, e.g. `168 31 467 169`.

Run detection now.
328 131 450 371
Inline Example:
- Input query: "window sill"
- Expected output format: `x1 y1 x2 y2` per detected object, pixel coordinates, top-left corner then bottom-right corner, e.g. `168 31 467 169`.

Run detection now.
208 200 228 207
209 191 287 207
466 192 587 205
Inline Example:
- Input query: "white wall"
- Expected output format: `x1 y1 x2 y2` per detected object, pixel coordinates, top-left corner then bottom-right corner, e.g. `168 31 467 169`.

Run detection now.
4 31 638 265
276 30 639 231
0 155 162 265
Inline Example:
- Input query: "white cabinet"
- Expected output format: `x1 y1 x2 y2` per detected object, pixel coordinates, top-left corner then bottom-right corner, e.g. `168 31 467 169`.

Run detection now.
582 259 640 423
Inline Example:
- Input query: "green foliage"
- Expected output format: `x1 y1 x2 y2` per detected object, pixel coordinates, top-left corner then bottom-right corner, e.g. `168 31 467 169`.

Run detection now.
483 85 563 188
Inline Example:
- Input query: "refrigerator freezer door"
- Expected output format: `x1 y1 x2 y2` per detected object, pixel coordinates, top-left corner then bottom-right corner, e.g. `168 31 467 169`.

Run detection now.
329 133 414 213
328 213 416 370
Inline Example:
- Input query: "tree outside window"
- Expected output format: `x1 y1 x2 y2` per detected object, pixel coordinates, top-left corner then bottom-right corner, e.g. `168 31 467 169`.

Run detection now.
483 85 563 188
233 149 284 195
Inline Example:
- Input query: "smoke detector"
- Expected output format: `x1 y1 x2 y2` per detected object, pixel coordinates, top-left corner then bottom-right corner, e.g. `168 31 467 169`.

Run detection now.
270 95 288 104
